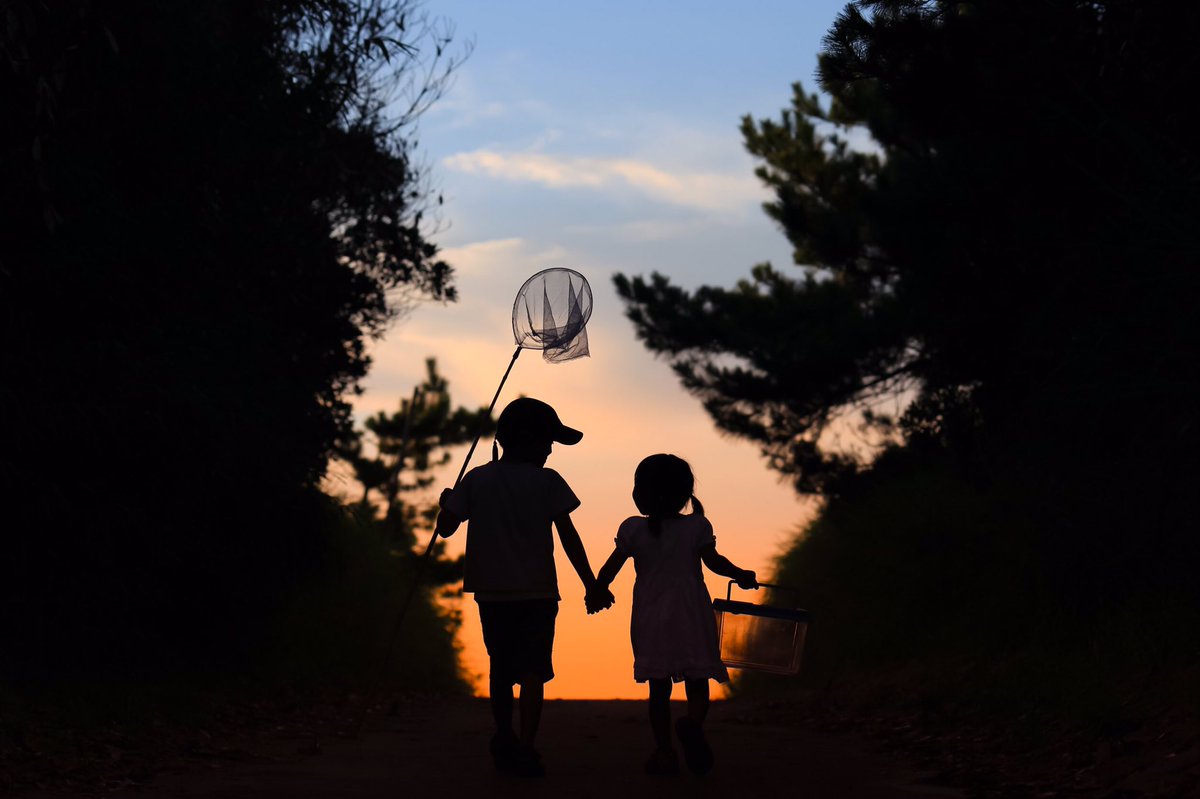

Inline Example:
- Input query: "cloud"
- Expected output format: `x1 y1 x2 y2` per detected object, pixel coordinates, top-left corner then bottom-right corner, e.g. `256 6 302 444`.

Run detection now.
442 149 764 213
423 63 553 132
438 238 572 295
565 217 716 243
440 237 526 275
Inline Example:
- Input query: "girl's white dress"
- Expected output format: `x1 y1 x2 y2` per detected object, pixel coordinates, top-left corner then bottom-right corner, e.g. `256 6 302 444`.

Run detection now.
615 514 729 683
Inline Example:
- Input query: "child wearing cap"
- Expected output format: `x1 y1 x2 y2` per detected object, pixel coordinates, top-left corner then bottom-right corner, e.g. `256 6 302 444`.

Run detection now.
435 397 613 777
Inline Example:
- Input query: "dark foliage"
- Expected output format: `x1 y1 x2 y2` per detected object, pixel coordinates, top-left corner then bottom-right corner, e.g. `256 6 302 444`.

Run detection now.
617 1 1200 609
0 0 462 678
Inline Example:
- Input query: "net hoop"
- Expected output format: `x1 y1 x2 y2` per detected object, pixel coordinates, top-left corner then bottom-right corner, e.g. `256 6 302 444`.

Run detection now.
512 267 593 362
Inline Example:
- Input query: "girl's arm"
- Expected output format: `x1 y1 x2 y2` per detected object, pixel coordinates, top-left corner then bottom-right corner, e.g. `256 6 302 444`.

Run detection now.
595 548 628 589
588 548 627 614
700 546 758 588
555 512 617 614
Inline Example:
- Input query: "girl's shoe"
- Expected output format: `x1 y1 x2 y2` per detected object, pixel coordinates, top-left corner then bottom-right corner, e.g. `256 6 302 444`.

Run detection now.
644 747 680 776
511 743 545 778
674 717 714 775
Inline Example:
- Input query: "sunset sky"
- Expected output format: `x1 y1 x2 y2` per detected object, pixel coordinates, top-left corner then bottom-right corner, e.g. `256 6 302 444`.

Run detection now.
333 0 852 699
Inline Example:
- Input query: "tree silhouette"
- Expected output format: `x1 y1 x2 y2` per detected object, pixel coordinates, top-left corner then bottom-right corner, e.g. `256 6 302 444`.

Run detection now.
338 358 494 560
0 0 467 673
617 1 1200 598
616 1 1200 485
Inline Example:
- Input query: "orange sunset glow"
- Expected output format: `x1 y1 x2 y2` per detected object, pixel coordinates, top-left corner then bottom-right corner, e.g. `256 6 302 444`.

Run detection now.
323 1 854 701
346 240 815 699
13 1 1193 794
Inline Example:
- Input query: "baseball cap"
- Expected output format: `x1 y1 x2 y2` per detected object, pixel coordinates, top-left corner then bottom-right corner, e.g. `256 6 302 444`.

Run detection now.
496 397 583 447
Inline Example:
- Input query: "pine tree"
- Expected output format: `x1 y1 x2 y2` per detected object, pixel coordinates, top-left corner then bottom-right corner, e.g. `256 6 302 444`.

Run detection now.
338 358 494 579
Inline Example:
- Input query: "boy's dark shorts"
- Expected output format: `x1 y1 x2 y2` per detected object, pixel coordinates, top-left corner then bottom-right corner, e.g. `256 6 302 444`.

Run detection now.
477 598 558 685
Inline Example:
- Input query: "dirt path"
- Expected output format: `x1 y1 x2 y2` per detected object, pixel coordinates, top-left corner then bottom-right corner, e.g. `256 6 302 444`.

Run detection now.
18 697 958 799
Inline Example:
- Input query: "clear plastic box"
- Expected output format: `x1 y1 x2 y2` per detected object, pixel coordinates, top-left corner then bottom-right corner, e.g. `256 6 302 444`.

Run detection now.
712 582 810 675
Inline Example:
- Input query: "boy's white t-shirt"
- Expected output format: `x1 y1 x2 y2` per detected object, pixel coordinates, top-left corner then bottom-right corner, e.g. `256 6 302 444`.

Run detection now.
443 460 580 601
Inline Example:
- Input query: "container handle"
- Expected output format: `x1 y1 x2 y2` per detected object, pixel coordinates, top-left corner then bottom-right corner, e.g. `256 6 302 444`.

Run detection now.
725 579 795 601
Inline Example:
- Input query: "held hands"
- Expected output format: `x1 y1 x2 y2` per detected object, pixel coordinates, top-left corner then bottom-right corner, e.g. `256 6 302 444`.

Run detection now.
735 570 759 590
584 581 615 615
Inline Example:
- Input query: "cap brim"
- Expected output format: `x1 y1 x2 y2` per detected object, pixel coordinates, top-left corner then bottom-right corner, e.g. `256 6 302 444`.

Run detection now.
554 424 583 445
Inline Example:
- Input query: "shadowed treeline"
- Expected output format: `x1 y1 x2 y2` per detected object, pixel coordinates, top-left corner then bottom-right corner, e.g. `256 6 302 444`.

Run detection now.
618 0 1200 736
0 0 466 705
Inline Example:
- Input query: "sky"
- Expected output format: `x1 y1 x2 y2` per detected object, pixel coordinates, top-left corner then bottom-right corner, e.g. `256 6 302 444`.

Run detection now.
332 0 854 699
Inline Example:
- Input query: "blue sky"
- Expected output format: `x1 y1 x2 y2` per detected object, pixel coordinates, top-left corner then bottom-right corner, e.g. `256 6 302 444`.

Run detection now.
414 0 848 282
342 0 854 698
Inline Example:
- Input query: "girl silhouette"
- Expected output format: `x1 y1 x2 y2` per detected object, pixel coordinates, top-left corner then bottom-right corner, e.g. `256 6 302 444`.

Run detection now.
594 454 757 775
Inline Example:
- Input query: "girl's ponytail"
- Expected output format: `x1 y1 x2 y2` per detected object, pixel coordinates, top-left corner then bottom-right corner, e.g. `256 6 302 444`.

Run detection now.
689 494 705 517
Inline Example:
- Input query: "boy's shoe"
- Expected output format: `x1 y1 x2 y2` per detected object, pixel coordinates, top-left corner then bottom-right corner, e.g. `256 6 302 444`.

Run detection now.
489 731 520 773
674 717 714 775
644 747 680 776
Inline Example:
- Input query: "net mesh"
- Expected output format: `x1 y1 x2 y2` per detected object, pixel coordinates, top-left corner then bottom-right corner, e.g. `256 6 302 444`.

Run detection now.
512 268 593 362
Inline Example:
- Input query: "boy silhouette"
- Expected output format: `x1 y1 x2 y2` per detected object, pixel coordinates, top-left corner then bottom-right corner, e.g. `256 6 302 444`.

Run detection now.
435 397 612 777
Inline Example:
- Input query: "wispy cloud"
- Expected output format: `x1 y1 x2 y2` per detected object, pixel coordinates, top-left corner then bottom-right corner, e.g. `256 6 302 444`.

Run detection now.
441 237 571 279
565 217 719 243
442 149 764 213
440 236 525 272
424 73 547 131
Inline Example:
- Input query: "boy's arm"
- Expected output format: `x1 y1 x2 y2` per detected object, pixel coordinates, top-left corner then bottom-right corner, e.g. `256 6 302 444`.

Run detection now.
700 545 757 588
434 488 462 538
554 512 614 613
553 512 597 588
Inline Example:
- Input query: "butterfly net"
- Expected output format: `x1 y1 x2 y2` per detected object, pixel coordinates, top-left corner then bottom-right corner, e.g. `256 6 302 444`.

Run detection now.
512 268 593 363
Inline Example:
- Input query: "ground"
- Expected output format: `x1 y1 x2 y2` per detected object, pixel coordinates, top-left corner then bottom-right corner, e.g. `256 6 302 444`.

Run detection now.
13 696 965 799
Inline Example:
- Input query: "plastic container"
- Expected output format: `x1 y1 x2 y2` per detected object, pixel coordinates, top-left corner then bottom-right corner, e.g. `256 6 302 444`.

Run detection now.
712 581 810 675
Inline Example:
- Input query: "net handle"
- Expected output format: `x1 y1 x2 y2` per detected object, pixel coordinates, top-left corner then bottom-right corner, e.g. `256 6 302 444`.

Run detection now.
363 343 524 736
356 273 580 735
452 344 522 489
